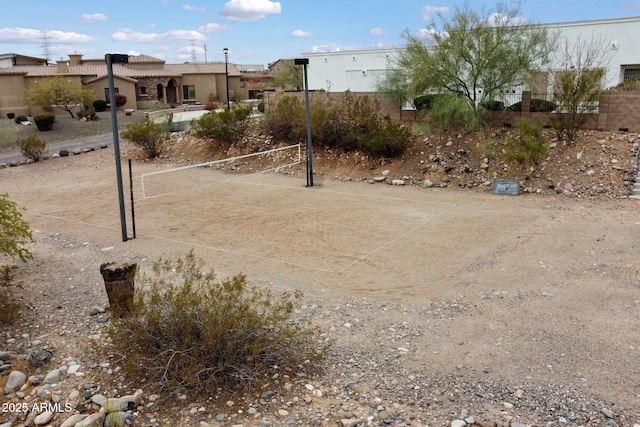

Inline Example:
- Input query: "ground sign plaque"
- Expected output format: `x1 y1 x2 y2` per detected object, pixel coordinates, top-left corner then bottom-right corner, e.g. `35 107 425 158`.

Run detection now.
492 179 520 196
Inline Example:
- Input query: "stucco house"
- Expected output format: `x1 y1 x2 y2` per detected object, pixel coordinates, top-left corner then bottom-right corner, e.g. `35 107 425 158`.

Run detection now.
302 16 640 94
0 53 242 117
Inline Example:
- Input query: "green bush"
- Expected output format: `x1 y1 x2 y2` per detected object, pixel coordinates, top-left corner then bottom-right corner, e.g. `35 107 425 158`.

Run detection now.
102 251 325 393
77 109 96 120
16 135 47 161
14 115 28 124
262 96 306 142
120 121 168 159
413 94 445 110
357 116 412 158
503 119 548 168
479 100 505 111
93 100 107 112
506 99 557 112
192 107 252 146
0 194 33 264
257 101 265 113
33 114 55 131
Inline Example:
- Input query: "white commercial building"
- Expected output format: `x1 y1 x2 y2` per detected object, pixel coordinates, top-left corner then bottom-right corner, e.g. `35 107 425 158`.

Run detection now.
302 16 640 93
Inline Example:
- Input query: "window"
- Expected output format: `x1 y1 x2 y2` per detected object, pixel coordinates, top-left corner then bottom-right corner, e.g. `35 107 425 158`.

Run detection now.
140 86 147 95
623 67 640 82
104 87 119 100
183 85 196 100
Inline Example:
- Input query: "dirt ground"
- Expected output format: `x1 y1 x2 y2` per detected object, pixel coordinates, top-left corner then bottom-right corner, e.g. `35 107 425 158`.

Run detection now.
1 138 640 426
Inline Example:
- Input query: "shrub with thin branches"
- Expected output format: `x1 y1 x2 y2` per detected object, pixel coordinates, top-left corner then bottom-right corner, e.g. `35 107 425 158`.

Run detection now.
120 120 168 159
16 135 47 161
102 251 326 394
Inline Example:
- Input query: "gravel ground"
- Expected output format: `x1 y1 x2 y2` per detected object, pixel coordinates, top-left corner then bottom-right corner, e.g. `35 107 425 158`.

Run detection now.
0 111 142 154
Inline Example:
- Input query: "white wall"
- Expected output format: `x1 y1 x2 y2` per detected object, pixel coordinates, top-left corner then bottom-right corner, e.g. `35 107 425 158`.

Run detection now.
303 16 640 93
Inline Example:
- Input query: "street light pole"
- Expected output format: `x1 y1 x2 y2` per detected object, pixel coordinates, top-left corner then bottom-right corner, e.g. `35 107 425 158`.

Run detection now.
223 47 230 109
105 53 129 242
294 58 313 187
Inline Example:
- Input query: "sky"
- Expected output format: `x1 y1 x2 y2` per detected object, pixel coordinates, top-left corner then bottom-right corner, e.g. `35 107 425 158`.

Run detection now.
1 0 639 68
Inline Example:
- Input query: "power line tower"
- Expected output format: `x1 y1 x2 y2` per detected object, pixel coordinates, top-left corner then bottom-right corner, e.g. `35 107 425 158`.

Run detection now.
40 30 52 62
190 40 197 62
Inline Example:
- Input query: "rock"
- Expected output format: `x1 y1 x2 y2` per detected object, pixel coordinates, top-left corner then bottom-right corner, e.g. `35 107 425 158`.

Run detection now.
215 413 228 422
261 390 275 400
423 179 433 188
382 170 390 176
602 407 614 418
34 411 54 425
61 413 87 427
4 370 27 394
59 149 69 157
373 176 387 182
72 148 82 155
341 419 362 427
391 179 405 186
44 368 62 384
278 409 289 416
451 420 466 427
27 349 53 366
75 411 106 427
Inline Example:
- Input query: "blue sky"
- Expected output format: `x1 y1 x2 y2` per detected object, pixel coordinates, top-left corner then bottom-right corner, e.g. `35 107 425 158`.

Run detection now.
1 0 639 67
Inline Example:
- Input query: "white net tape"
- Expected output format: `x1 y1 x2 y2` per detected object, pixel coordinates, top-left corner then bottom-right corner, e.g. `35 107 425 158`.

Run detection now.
140 143 302 199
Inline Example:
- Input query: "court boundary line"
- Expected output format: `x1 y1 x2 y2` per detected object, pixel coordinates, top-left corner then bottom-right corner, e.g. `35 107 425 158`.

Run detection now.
32 179 459 274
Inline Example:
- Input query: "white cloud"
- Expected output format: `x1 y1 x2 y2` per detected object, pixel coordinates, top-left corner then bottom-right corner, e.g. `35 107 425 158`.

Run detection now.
487 13 529 26
291 29 312 38
183 4 206 13
415 27 447 43
199 22 225 33
420 5 449 21
111 28 206 44
221 0 281 22
81 13 108 23
0 27 94 44
369 27 388 36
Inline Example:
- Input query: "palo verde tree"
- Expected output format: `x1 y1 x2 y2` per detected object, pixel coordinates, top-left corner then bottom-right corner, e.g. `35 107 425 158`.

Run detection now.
549 34 611 145
27 76 94 118
273 59 303 91
381 1 556 130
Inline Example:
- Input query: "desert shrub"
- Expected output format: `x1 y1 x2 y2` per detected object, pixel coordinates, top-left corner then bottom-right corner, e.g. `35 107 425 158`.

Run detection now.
102 251 325 393
262 95 306 142
262 92 411 158
120 120 167 159
33 114 55 131
427 94 482 132
14 115 28 124
413 94 445 110
257 101 265 113
93 100 107 112
107 93 127 109
506 99 557 112
357 116 412 158
0 193 33 263
192 107 252 146
16 135 47 161
503 119 548 169
479 100 505 111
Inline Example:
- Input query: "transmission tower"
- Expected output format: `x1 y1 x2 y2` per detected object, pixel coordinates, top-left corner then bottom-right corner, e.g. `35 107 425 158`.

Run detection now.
190 40 197 62
40 30 52 62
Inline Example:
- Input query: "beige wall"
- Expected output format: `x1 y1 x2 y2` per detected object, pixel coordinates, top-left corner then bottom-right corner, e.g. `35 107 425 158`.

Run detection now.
86 76 137 110
0 74 29 117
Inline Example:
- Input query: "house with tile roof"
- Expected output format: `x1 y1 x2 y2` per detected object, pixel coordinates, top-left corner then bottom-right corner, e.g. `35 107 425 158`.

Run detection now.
0 53 242 118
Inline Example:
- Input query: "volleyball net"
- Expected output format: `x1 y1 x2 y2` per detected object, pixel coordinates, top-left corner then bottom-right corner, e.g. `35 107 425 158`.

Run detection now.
140 143 302 199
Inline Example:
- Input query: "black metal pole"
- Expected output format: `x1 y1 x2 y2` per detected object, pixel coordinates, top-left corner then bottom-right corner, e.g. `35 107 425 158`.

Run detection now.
128 159 136 240
224 48 230 109
302 63 313 187
106 53 128 242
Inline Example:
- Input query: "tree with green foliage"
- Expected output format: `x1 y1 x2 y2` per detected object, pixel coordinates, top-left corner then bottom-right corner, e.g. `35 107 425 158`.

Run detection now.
380 1 556 130
273 59 303 91
549 35 611 145
0 193 33 263
27 76 94 118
